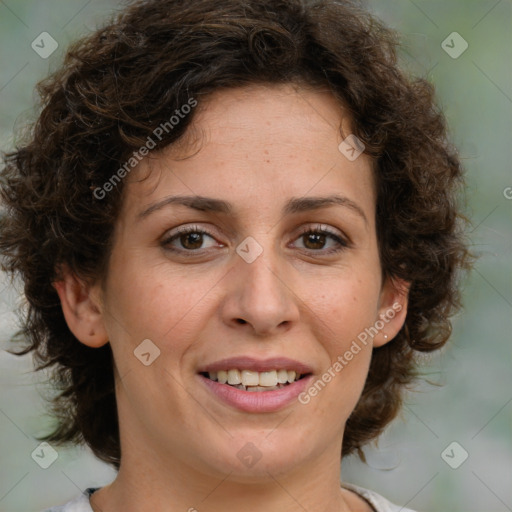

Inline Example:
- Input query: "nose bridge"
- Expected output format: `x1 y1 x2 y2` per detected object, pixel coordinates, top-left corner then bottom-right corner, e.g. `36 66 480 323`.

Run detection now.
242 246 283 300
225 233 299 335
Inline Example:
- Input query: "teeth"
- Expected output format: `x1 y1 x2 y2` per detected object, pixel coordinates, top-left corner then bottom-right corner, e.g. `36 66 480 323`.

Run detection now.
277 369 288 384
259 370 278 387
206 369 303 388
241 370 259 387
243 384 283 392
247 386 269 392
227 369 241 385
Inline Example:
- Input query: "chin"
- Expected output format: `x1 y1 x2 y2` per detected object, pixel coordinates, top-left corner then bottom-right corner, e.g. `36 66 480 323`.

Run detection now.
198 433 316 481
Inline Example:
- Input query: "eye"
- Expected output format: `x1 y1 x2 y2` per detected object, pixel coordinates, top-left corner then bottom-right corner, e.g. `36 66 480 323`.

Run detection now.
161 225 222 253
292 225 349 254
161 223 350 256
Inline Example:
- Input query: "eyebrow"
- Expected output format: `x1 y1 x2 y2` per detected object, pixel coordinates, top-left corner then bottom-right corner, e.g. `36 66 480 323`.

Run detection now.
137 194 368 225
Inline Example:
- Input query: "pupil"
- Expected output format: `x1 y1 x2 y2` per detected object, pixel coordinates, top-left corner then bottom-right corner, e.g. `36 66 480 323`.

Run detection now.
305 233 325 250
182 233 202 249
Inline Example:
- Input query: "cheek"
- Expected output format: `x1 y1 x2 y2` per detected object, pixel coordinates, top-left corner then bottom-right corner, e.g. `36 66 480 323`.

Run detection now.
299 272 381 412
310 273 382 348
103 260 219 358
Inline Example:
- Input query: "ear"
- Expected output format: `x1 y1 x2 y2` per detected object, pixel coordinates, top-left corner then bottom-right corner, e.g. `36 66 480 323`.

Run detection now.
373 275 410 348
52 265 109 348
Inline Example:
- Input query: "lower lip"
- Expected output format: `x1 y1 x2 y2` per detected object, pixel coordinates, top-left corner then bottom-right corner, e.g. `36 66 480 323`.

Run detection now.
199 374 313 413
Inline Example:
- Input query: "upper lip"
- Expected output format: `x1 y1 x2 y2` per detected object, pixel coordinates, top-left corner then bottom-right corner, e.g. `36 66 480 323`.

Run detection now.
198 356 314 374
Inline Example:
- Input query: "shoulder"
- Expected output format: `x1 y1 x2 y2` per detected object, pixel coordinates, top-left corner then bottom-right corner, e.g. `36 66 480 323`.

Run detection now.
40 488 99 512
342 481 418 512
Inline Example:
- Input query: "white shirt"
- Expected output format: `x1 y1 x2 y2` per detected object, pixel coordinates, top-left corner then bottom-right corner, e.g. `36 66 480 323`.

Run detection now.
42 483 417 512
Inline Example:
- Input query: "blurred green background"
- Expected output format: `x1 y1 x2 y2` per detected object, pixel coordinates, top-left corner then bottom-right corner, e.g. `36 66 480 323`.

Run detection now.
0 1 511 511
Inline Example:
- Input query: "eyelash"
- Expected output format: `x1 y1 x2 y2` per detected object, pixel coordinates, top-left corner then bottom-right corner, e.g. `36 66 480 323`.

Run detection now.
161 224 350 256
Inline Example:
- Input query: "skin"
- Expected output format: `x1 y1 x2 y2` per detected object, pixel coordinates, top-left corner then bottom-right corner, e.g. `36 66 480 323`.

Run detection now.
55 83 409 512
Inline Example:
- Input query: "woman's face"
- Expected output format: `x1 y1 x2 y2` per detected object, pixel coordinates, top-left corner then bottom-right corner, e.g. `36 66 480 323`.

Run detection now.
86 84 407 480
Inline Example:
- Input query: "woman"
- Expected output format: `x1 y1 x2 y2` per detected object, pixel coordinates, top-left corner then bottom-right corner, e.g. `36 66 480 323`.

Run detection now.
0 0 471 510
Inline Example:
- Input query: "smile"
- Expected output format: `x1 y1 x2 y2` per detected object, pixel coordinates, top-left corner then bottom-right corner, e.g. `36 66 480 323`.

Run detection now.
197 357 314 413
202 369 305 391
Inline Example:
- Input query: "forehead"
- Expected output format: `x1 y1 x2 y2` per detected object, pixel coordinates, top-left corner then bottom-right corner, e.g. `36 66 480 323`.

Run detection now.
121 83 376 222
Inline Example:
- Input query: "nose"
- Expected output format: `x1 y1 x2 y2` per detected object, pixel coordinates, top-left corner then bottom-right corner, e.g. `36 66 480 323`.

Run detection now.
220 247 300 337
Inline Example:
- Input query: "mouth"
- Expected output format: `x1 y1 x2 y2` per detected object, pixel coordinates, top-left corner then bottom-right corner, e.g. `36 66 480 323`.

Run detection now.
197 356 314 412
199 369 309 392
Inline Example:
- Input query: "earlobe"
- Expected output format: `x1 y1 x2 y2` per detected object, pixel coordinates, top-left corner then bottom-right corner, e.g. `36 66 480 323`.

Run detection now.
52 266 109 348
374 276 410 348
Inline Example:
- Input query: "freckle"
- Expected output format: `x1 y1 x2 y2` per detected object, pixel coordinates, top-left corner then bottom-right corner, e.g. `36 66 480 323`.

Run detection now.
264 149 269 155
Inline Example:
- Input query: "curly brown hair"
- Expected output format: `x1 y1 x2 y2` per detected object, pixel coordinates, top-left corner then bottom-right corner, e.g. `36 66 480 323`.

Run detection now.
0 0 471 469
